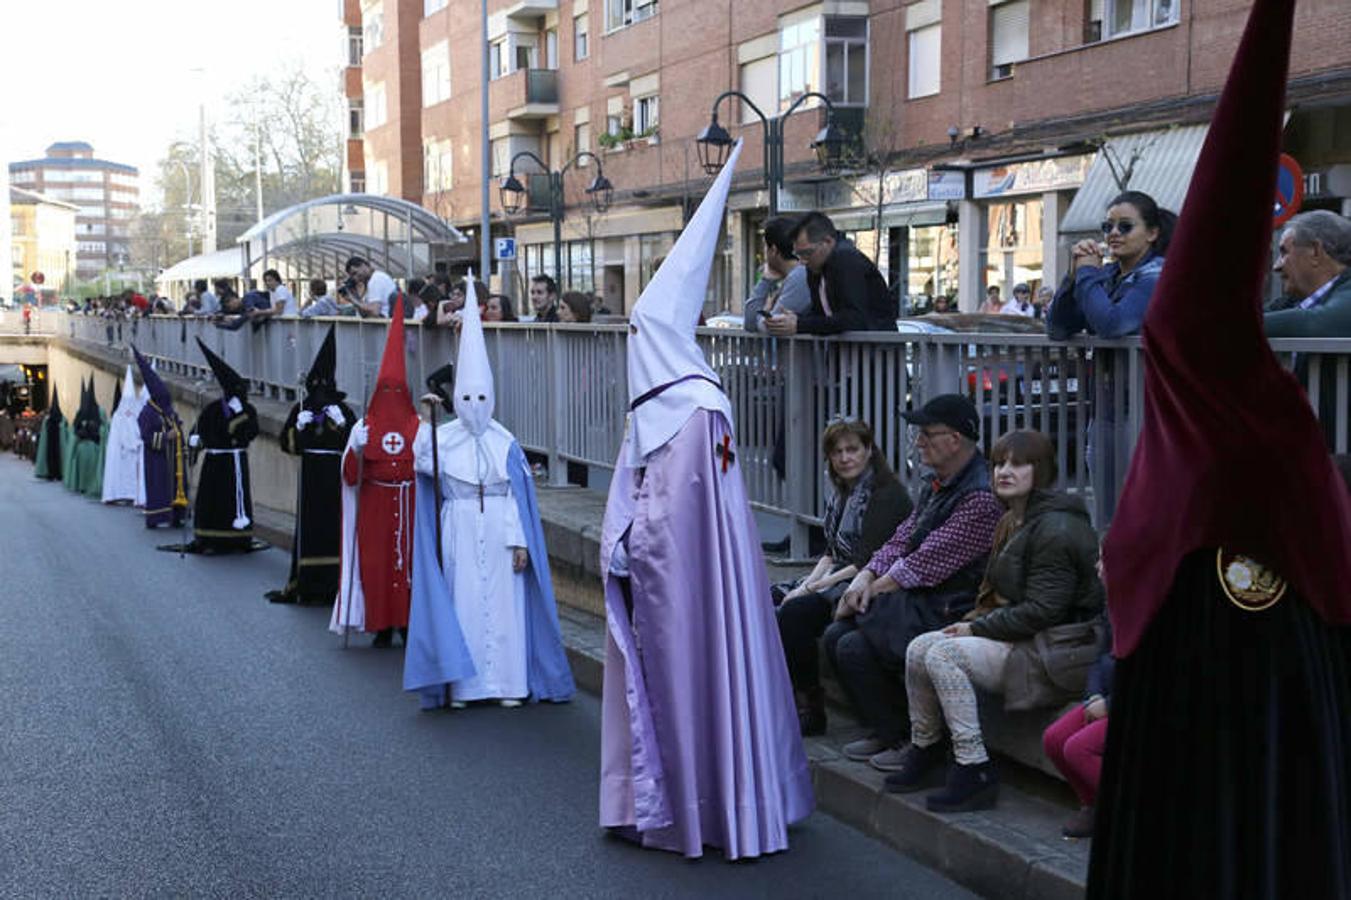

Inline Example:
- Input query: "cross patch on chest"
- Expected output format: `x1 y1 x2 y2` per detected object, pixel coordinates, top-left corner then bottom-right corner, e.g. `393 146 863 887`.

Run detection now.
381 431 405 455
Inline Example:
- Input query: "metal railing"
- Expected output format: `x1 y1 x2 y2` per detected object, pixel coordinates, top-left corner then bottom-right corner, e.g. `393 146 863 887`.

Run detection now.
0 309 55 335
47 313 1351 554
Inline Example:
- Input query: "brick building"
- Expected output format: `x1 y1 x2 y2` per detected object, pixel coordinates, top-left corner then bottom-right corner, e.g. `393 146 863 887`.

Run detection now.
341 0 1351 313
8 142 140 284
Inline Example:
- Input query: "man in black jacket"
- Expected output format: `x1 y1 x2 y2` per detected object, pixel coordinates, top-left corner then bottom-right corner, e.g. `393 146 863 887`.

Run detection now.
765 211 896 335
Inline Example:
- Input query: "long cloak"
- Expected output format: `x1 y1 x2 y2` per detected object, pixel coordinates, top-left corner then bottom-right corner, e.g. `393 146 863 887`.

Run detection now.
599 408 813 860
33 392 65 480
405 426 574 708
138 397 188 528
277 400 355 602
102 376 145 505
189 398 260 552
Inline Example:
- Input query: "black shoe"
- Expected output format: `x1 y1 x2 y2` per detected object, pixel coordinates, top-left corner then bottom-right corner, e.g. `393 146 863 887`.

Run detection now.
760 536 790 554
798 688 827 737
882 742 949 793
925 761 999 813
265 589 296 604
372 628 394 649
397 627 408 647
1062 805 1095 839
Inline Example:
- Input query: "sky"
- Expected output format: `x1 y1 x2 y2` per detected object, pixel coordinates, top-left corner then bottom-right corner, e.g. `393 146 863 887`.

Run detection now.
2 0 338 207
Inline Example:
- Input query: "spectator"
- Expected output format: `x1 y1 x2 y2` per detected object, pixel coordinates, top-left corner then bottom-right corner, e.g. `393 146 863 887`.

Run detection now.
769 211 895 335
744 215 811 333
1264 210 1351 335
434 280 489 328
591 293 612 316
1043 611 1113 838
558 291 593 323
528 274 560 322
931 295 954 314
418 283 446 325
345 256 399 317
827 394 1003 771
1001 283 1035 316
249 269 297 322
484 294 518 322
301 278 343 318
1034 286 1054 319
886 430 1104 814
776 417 913 736
1047 190 1175 340
980 285 1004 314
195 279 219 315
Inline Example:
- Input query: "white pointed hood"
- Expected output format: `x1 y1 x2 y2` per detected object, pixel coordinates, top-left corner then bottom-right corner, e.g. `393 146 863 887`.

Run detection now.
452 272 495 437
625 140 742 462
115 365 138 419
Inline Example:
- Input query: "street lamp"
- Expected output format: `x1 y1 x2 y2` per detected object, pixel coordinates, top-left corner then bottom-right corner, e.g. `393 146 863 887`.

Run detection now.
696 91 847 215
499 150 613 289
171 159 195 258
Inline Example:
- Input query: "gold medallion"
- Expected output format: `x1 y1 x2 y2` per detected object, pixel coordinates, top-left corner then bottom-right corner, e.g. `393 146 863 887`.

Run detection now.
1216 549 1287 612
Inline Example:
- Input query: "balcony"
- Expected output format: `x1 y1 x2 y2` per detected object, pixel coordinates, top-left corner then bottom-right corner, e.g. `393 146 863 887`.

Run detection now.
504 0 557 17
493 69 559 121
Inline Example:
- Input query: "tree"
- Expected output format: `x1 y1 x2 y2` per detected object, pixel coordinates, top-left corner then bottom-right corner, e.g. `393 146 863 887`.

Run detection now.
834 106 909 267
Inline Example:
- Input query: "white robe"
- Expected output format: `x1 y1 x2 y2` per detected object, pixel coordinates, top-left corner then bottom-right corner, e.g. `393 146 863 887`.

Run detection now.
414 419 528 702
101 392 145 505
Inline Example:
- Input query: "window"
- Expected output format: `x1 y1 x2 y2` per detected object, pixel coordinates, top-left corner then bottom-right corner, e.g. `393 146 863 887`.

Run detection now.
491 138 511 179
824 17 868 105
606 0 657 33
48 187 104 201
347 25 363 65
778 17 821 111
515 43 534 70
81 223 107 235
365 82 387 129
362 9 384 55
369 161 389 196
738 56 776 124
422 41 451 105
349 169 366 193
423 0 447 14
574 122 592 162
574 13 589 61
489 39 506 79
348 98 364 137
1104 0 1177 37
606 113 623 136
11 168 36 183
78 241 106 255
76 204 107 218
110 172 138 188
546 29 558 68
635 95 659 135
108 207 134 220
908 24 941 98
423 139 453 191
989 0 1029 79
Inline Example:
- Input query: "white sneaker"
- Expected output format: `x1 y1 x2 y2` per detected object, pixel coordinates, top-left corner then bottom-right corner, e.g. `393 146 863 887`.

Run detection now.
499 699 523 708
843 736 890 761
449 701 467 710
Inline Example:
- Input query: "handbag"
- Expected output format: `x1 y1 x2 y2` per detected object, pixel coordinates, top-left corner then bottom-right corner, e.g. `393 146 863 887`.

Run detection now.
1003 619 1103 712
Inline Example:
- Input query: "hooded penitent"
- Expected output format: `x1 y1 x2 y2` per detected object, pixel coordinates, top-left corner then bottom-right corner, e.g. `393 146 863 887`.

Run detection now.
598 140 814 860
188 339 259 551
68 377 105 498
33 387 65 481
102 364 145 505
403 273 574 707
133 346 188 529
1087 0 1351 895
331 310 419 636
269 325 356 605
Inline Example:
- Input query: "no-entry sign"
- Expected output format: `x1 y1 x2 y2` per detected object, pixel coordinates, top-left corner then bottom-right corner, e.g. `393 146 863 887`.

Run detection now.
1274 153 1304 229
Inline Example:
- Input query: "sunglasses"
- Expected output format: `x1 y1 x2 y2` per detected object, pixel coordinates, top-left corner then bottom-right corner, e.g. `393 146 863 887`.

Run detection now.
1100 220 1137 236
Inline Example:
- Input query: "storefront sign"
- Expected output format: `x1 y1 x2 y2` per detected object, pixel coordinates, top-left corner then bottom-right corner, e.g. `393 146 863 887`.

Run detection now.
973 155 1094 198
927 170 967 201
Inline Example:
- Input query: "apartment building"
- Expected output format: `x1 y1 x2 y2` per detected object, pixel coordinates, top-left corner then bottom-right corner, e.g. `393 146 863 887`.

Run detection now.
10 187 78 297
8 143 140 284
346 0 1351 312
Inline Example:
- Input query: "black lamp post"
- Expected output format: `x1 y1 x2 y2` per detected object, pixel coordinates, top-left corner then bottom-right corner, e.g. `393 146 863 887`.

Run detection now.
696 90 847 216
499 150 611 289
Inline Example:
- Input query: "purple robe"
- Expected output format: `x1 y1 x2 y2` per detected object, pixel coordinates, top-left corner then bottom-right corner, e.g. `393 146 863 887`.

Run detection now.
137 399 187 529
599 408 814 859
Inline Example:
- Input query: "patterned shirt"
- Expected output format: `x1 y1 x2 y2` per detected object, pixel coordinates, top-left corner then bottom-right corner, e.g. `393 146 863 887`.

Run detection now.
865 490 1003 589
1298 275 1341 310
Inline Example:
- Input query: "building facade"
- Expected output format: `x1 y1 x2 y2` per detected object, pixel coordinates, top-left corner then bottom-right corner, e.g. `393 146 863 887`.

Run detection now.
10 187 78 297
8 142 140 285
342 0 1351 313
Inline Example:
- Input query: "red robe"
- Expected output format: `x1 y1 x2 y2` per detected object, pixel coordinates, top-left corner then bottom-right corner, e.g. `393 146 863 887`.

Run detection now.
343 417 418 632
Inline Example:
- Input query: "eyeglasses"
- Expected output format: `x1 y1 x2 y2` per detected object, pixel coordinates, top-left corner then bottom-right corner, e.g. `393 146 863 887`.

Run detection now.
791 242 823 262
1100 219 1137 236
909 425 957 443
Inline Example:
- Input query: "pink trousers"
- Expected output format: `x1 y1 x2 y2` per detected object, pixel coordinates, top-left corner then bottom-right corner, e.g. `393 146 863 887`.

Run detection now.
1042 705 1108 805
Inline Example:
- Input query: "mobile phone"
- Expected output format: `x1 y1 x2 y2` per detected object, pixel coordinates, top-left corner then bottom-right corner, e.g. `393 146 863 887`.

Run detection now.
756 308 774 319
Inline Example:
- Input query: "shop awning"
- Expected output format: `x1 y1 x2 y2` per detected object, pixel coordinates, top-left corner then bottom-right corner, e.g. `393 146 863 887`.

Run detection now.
155 247 246 284
1060 124 1209 234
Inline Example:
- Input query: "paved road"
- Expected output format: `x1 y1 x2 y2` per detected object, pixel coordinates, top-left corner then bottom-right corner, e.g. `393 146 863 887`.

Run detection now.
0 454 975 899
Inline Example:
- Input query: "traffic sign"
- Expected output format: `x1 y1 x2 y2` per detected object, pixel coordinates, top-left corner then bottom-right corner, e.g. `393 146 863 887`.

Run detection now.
1273 153 1304 229
30 272 44 285
494 237 517 261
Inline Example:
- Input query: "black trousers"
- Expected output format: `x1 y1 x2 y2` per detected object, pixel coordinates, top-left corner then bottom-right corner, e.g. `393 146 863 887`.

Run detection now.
830 591 962 746
776 592 836 691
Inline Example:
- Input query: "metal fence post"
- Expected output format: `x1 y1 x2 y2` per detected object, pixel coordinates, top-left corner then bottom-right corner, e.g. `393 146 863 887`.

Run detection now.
548 326 568 487
783 337 814 558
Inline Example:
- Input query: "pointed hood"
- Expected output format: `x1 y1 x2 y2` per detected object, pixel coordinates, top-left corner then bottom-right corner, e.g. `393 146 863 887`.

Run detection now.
362 304 418 464
1103 0 1351 656
132 345 172 411
625 140 742 461
196 338 247 399
452 272 495 436
114 365 136 417
47 386 63 425
304 325 343 407
112 373 123 414
75 377 99 432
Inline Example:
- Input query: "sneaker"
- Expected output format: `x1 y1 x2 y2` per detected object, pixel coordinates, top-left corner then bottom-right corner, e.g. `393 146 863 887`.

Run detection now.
882 742 949 792
869 747 916 773
843 736 891 761
925 761 999 813
1062 805 1095 839
449 701 467 710
499 699 523 708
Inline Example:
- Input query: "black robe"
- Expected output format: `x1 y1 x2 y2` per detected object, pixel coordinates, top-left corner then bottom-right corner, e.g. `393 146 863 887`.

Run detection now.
1087 550 1351 899
275 400 355 602
190 398 259 552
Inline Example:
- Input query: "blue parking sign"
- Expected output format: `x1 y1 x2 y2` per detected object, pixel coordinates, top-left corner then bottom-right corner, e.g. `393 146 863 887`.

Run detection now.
495 237 517 260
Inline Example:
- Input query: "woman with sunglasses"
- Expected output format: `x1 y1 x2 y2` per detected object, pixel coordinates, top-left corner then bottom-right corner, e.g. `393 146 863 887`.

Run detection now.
1047 190 1176 340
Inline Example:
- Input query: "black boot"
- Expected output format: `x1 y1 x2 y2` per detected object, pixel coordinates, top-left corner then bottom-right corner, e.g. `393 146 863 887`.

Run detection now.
1062 804 1095 839
397 627 408 647
882 741 948 793
372 628 394 649
925 760 999 813
798 687 827 737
